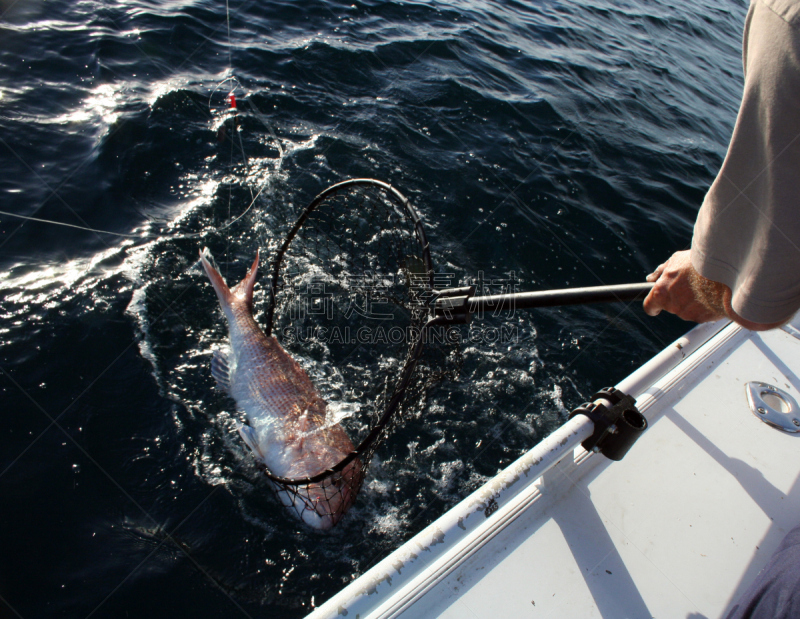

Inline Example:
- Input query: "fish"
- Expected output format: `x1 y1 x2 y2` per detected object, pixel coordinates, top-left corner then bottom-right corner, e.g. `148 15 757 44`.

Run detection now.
199 248 363 530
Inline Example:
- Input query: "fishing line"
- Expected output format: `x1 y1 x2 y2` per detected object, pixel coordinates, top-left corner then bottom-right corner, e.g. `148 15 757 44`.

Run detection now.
0 0 271 246
0 178 268 242
0 209 152 238
0 77 280 244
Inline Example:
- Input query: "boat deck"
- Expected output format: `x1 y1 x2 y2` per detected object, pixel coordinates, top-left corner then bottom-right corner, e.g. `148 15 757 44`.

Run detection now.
308 318 800 618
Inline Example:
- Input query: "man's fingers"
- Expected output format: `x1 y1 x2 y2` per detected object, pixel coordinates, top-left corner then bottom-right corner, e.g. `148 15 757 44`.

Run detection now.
646 262 666 283
642 286 663 317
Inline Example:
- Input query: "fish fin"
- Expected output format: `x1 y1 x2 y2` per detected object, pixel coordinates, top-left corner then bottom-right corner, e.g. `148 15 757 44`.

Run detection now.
297 402 324 433
211 349 231 393
238 424 265 460
232 249 259 308
199 248 234 309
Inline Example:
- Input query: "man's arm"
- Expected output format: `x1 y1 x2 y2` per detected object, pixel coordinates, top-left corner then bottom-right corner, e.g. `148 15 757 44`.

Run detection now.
642 250 786 331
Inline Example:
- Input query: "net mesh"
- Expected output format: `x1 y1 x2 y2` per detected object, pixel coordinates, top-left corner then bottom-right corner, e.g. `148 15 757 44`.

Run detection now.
257 179 454 528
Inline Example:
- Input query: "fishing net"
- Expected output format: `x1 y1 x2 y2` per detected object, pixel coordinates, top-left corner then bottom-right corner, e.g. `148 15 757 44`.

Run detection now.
258 178 455 528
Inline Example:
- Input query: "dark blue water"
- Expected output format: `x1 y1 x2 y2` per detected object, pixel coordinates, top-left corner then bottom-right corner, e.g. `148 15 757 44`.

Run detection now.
0 0 746 616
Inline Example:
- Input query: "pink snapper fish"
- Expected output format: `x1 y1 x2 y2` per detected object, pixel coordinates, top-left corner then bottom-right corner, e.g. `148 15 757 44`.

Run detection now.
200 248 362 530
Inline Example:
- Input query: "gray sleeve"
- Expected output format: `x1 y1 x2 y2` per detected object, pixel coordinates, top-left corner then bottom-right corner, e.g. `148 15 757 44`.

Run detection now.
691 0 800 325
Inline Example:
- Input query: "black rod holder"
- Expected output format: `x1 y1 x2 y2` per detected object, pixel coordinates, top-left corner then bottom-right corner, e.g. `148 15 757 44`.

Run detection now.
569 387 648 461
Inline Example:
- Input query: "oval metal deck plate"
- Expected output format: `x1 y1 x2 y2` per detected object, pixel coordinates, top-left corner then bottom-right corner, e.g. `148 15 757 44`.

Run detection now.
746 382 800 433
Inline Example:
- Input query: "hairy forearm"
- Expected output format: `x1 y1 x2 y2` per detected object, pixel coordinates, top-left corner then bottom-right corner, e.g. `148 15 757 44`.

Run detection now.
688 270 727 321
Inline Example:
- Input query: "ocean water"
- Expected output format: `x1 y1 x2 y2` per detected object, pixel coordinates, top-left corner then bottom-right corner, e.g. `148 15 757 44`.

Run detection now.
0 0 747 617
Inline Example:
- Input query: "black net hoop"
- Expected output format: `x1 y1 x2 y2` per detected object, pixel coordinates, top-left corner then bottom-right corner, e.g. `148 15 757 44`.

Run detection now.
257 179 439 523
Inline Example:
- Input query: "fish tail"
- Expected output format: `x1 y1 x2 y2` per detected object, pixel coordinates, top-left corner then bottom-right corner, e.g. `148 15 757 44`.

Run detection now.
200 248 234 310
232 248 259 308
200 248 260 310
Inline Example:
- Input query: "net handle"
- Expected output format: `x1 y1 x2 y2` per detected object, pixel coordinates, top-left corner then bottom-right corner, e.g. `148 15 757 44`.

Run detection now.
264 178 434 336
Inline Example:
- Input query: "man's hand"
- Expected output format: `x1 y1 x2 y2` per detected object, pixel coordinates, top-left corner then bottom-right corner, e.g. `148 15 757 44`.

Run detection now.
643 250 725 322
643 250 786 330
